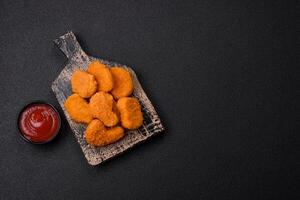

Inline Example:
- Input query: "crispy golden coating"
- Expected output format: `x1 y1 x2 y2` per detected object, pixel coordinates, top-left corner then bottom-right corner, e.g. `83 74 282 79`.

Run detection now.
110 67 133 99
89 92 119 127
85 119 124 147
87 61 114 92
117 97 143 129
71 70 97 98
64 94 93 124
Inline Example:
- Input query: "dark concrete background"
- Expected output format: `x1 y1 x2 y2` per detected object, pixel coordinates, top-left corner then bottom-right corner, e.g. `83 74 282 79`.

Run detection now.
0 0 298 199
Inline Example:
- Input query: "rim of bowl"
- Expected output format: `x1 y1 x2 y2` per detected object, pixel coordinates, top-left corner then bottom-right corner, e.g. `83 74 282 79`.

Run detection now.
17 101 61 144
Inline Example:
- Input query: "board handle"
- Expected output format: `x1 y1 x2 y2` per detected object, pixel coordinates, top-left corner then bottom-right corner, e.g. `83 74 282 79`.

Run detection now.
54 31 88 61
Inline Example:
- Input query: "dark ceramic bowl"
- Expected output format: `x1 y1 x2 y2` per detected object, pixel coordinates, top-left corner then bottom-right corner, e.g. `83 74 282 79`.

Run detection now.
17 101 61 144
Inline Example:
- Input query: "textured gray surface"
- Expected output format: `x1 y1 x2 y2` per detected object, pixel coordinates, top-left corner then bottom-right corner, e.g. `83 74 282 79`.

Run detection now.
52 32 164 165
0 0 297 199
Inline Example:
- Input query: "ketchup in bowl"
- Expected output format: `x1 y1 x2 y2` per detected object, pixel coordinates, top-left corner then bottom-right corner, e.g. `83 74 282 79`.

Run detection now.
18 102 61 144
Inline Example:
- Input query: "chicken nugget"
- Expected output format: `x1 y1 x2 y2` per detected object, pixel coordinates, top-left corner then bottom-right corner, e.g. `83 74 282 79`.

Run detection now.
71 70 97 98
117 97 143 129
110 67 133 99
89 92 119 127
64 94 93 124
87 61 114 92
85 119 124 147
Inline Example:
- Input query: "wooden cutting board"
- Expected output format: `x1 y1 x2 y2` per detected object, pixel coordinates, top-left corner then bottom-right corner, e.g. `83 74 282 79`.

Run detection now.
52 32 164 165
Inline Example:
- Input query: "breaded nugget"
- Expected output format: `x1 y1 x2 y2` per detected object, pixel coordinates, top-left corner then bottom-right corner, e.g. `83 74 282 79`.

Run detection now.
64 94 93 124
89 92 119 127
85 119 124 147
110 67 134 99
87 61 114 92
71 70 97 98
117 97 143 129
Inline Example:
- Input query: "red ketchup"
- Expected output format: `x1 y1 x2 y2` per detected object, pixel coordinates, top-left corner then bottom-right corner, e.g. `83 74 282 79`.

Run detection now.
18 103 60 143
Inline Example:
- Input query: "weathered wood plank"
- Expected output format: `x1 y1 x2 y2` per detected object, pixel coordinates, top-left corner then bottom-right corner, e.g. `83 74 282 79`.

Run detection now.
51 32 164 165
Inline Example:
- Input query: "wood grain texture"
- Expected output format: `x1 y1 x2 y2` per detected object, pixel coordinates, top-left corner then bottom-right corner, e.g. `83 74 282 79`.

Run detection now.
52 32 164 165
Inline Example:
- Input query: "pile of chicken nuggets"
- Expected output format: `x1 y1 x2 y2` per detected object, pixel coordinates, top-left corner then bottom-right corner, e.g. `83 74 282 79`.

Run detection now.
64 61 143 147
